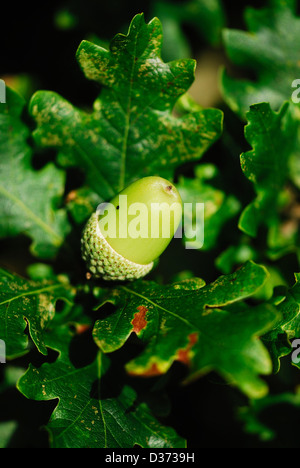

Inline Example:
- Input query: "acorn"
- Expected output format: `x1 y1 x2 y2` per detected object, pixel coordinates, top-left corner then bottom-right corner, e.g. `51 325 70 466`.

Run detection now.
81 176 183 281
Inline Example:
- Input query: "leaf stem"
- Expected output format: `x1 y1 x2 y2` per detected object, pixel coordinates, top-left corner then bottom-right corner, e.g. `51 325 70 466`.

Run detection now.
118 25 140 191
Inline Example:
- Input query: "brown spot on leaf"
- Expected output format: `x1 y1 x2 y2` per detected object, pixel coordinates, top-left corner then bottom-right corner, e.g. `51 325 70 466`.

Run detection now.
177 332 198 366
131 305 148 334
142 363 162 376
65 190 77 203
129 362 162 377
75 324 91 335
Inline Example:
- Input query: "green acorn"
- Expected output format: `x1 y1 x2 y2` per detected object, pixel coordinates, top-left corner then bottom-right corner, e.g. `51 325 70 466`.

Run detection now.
81 176 183 281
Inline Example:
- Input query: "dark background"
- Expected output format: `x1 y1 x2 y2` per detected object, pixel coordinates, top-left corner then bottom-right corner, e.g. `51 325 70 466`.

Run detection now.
0 0 266 106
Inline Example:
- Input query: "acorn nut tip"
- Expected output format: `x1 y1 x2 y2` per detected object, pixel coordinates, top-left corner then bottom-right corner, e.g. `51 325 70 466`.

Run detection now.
81 176 183 281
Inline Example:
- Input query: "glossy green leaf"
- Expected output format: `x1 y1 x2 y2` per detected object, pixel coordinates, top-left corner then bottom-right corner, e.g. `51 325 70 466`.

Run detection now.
260 271 300 373
17 326 185 448
0 88 71 259
93 261 280 398
29 14 223 201
0 268 73 358
270 273 300 340
238 102 298 245
221 0 300 118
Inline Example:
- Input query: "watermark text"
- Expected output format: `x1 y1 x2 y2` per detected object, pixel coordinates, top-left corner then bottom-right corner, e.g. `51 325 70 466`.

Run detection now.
0 339 6 363
96 198 205 249
291 79 300 103
0 79 6 103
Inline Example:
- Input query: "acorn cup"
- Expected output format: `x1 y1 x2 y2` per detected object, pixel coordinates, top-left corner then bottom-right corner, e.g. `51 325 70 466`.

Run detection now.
81 176 183 281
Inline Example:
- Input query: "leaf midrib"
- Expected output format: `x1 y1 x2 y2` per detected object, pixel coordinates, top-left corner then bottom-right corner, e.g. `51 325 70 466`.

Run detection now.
0 184 63 245
121 286 198 329
118 29 140 192
0 282 64 307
